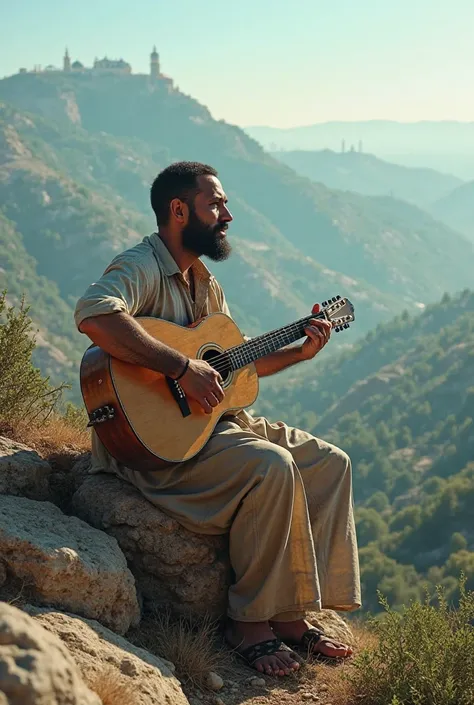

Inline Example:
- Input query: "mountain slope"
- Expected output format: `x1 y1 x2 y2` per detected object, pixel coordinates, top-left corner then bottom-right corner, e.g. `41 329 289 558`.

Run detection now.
1 100 402 399
431 180 474 241
257 290 474 612
272 149 462 207
0 211 80 388
2 73 474 311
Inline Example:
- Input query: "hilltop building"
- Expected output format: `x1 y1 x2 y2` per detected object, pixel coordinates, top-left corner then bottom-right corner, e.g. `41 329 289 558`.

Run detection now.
63 48 71 72
150 46 160 79
18 48 171 85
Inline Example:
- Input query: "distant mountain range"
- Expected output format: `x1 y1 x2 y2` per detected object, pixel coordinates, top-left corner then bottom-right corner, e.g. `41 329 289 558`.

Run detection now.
270 148 474 243
1 73 474 402
271 149 462 208
245 121 474 180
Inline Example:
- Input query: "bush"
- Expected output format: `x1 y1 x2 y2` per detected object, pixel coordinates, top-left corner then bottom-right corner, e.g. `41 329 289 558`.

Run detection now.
62 401 89 430
0 291 66 423
348 576 474 704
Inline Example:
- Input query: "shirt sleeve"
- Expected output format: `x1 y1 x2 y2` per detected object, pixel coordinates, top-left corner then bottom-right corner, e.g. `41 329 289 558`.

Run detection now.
211 278 232 318
74 255 157 331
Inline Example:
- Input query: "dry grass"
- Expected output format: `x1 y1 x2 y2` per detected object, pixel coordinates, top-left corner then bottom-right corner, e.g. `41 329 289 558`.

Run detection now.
313 621 378 705
0 414 91 458
85 665 141 705
128 608 232 690
0 578 36 609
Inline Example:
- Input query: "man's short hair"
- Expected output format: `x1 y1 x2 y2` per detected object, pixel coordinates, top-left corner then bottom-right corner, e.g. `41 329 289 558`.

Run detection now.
150 161 218 226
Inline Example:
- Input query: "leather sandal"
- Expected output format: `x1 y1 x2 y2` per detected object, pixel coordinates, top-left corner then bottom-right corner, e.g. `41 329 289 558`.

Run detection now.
285 627 349 662
235 638 299 669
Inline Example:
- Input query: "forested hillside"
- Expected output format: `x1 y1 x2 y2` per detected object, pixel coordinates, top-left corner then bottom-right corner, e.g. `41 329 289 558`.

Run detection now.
258 290 474 611
431 180 474 241
1 69 473 616
1 72 474 401
2 72 473 306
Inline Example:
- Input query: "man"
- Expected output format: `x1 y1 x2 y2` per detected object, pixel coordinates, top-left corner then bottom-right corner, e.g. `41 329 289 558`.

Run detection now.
75 161 361 678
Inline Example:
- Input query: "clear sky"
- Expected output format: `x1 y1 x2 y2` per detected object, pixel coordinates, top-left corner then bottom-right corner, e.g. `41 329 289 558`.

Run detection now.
2 0 473 127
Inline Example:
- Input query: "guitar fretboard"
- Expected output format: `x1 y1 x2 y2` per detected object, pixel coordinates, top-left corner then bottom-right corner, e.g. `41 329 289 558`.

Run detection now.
226 313 321 371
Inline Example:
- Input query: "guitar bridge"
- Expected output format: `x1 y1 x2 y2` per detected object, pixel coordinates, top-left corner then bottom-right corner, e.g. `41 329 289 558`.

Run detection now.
166 377 191 418
87 404 116 427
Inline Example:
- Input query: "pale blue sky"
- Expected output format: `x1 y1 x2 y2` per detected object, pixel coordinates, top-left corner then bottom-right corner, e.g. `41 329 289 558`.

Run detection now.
2 0 473 127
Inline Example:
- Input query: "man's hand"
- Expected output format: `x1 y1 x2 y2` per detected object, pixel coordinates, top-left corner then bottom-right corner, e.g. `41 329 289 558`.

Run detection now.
179 359 225 414
300 303 332 360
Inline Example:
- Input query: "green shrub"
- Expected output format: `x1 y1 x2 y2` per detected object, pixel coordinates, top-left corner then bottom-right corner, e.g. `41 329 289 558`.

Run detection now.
62 401 89 430
0 291 65 423
348 577 474 704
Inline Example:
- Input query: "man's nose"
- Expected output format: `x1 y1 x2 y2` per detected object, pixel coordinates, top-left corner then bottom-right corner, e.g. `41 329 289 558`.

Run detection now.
221 205 233 222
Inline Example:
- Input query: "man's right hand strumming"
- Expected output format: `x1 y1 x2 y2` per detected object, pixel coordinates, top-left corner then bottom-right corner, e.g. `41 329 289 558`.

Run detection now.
179 359 225 414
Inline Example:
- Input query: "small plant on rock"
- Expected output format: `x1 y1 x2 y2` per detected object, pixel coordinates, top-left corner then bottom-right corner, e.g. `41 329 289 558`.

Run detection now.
85 665 140 705
129 608 230 689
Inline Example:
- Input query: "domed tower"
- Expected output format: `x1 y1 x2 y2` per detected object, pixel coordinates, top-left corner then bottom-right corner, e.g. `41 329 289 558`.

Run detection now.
63 48 71 72
150 46 160 79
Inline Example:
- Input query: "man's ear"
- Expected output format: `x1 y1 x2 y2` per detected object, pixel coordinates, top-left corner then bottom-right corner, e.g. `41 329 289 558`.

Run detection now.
170 198 188 224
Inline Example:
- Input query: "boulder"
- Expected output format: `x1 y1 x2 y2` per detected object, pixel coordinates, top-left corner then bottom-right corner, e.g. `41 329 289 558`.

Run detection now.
0 601 101 705
48 453 92 513
72 473 231 617
26 606 189 705
0 435 51 500
0 494 140 634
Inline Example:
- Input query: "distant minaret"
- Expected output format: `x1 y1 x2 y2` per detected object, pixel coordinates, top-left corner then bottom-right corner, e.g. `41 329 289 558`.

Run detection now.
341 139 346 153
358 140 363 153
63 48 71 72
150 46 160 79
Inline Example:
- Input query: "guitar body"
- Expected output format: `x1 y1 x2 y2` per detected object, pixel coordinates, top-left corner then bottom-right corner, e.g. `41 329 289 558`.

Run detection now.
80 313 258 471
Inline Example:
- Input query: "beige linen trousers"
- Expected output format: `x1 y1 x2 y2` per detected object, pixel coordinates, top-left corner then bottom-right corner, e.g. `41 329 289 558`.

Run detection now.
75 233 361 621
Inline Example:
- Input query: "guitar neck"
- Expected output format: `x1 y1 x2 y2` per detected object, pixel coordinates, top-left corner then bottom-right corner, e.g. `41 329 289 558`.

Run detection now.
226 313 324 371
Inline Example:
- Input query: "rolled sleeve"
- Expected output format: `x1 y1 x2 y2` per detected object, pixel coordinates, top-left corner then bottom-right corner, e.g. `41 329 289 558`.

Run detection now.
74 256 156 331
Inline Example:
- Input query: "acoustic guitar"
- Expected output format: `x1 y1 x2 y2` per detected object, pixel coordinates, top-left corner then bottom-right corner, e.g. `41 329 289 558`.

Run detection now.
80 295 354 471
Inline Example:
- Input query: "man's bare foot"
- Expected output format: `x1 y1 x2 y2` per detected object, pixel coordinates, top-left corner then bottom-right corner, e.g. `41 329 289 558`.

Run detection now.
269 618 353 660
225 619 300 677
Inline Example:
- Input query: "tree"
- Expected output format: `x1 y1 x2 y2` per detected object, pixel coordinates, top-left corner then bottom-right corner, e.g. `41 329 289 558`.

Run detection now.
0 291 65 423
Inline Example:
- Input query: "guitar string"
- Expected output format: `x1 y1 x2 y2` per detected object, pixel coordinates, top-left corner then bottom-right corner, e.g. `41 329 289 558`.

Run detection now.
209 311 350 375
208 316 316 373
208 310 351 375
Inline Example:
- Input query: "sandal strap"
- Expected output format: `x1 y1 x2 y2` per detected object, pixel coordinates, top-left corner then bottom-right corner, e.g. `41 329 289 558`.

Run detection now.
238 638 295 666
300 628 325 650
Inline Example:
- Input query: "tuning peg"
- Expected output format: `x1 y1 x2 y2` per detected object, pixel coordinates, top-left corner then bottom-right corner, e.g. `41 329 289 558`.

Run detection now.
336 294 341 300
334 326 340 332
344 323 350 329
332 296 338 303
322 300 328 307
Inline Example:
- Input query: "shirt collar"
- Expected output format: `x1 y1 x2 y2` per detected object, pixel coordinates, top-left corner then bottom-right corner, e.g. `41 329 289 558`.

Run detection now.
150 232 212 282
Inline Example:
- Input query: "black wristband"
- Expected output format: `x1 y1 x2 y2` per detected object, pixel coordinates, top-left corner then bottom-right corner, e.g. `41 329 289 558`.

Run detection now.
175 358 190 381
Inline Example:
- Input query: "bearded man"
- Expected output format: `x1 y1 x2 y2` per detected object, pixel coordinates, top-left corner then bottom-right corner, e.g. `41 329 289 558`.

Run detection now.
75 161 361 677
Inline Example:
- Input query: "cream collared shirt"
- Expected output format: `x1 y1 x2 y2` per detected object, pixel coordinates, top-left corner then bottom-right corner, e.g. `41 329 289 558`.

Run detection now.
74 232 233 472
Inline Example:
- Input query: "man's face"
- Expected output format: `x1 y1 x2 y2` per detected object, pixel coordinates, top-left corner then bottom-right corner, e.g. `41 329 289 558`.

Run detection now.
181 175 233 261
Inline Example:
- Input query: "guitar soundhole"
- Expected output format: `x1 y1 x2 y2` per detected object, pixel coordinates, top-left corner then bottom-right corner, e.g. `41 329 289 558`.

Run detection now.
202 349 232 384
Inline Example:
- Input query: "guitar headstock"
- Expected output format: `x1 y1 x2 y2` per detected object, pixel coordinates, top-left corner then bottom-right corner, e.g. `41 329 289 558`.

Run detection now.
320 295 355 333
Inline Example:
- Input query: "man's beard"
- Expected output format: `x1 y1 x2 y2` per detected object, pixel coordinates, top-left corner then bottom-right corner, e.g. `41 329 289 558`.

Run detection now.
182 207 232 262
